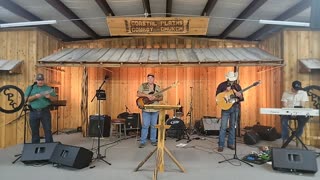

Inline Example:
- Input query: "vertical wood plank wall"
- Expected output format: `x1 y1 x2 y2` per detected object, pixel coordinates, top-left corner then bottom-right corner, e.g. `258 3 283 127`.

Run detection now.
282 30 320 146
260 30 320 147
2 31 318 148
0 29 61 148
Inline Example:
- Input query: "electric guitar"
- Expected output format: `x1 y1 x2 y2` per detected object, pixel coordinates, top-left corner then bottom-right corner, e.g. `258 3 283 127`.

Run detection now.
216 80 261 110
136 81 179 109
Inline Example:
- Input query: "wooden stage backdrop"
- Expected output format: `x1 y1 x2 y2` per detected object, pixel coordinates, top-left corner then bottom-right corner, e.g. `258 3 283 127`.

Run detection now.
0 29 319 148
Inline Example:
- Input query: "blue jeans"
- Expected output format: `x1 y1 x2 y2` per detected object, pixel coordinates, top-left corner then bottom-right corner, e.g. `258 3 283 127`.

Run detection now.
281 115 308 141
218 105 239 147
29 108 53 143
140 111 158 144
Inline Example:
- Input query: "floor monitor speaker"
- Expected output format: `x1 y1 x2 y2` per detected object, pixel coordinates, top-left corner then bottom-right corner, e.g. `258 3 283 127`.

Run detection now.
272 148 318 173
20 142 60 164
50 144 93 169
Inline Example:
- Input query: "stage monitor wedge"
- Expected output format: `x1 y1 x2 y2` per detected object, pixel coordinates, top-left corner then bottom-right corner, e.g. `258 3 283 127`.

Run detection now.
21 142 60 164
50 144 93 169
272 148 318 173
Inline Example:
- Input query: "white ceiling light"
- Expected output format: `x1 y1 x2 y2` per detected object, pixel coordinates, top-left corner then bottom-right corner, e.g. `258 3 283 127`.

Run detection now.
259 20 310 27
0 20 57 28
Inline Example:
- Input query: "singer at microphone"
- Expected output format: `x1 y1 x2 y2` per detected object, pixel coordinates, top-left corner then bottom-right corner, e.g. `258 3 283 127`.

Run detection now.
24 73 58 144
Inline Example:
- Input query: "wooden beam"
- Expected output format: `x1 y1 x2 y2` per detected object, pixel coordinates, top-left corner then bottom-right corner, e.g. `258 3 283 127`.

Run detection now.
45 0 100 39
247 0 311 41
95 0 115 16
166 0 173 17
201 0 218 16
142 0 151 17
0 0 71 41
219 0 267 39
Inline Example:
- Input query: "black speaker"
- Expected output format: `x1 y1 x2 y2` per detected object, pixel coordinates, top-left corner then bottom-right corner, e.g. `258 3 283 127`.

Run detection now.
272 148 318 173
311 0 320 30
252 124 280 141
21 142 60 164
88 115 111 137
50 144 93 169
243 130 260 145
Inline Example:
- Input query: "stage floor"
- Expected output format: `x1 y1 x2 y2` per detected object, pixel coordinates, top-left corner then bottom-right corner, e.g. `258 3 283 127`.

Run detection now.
0 132 319 180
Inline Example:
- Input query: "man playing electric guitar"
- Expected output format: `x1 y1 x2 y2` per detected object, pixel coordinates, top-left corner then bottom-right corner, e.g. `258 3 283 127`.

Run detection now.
137 74 163 148
215 71 243 152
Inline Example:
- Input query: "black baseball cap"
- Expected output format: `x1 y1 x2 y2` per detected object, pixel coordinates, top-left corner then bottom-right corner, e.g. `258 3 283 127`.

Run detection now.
36 73 44 80
292 80 302 90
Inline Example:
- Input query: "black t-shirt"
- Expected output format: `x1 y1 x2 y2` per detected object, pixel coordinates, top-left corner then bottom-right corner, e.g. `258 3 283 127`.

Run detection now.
216 81 244 104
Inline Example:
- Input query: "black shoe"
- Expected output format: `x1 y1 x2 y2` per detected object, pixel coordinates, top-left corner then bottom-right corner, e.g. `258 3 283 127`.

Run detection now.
151 142 157 146
139 143 146 148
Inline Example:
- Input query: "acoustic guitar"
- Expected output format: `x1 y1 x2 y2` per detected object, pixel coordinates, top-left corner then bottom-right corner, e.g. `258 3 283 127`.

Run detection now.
216 81 261 110
136 81 179 109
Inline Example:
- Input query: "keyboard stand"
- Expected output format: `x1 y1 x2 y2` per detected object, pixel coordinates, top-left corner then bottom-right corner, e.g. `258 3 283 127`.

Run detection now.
281 120 308 150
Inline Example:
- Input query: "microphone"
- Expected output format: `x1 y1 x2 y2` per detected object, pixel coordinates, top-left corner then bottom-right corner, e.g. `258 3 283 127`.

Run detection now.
104 75 109 80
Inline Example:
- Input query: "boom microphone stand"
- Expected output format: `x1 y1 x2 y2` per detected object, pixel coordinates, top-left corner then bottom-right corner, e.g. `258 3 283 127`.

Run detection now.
90 75 111 165
219 105 253 167
12 82 36 164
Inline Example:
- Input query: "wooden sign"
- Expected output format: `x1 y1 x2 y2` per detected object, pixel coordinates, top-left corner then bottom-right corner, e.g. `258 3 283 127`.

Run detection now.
106 17 209 36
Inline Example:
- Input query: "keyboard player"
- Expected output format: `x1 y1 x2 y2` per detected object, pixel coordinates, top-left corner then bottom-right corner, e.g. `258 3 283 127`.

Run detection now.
281 80 309 146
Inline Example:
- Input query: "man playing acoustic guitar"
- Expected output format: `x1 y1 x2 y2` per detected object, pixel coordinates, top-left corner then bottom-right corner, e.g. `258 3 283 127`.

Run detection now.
137 74 163 148
216 71 243 152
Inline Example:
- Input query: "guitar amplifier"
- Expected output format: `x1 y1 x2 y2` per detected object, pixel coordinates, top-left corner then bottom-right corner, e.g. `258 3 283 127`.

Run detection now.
88 115 111 137
199 116 220 135
117 112 141 131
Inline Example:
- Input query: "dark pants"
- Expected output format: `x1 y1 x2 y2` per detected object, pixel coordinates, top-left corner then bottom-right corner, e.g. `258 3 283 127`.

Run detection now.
29 108 53 143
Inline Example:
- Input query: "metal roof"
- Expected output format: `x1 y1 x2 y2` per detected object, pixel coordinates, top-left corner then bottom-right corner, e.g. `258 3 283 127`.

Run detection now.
38 47 282 67
299 58 320 72
0 59 23 73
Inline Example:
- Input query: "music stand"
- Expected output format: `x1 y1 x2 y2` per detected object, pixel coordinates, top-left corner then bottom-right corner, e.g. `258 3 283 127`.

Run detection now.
90 77 111 165
135 105 185 180
218 110 253 167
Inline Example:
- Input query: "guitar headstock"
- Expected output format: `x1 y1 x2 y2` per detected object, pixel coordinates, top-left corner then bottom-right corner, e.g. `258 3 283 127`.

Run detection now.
171 81 180 88
253 80 261 86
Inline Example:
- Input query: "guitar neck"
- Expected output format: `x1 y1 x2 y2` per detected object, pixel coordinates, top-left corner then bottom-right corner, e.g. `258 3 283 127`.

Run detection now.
239 81 260 93
153 86 172 96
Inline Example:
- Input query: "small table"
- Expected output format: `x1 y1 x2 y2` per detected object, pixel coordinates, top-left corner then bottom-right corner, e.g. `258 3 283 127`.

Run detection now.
135 105 185 180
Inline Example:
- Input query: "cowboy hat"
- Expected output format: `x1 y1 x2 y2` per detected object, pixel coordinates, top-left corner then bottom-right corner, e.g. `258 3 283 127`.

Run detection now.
225 71 238 81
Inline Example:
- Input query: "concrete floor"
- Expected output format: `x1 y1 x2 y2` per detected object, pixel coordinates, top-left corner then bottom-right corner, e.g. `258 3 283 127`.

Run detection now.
0 132 319 180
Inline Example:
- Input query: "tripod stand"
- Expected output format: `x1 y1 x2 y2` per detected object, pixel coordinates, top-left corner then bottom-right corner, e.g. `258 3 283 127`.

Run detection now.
90 75 111 165
12 83 35 164
218 107 253 167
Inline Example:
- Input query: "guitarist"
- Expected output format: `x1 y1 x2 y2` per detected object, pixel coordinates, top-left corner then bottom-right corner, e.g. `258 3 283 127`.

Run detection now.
137 74 163 148
216 71 243 152
25 73 57 143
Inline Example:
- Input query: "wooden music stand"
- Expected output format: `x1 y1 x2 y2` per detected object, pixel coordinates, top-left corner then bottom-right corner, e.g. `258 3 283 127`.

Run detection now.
135 105 185 180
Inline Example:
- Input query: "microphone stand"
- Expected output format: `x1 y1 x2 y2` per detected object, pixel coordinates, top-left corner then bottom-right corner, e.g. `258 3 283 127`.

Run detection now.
218 106 253 167
12 82 35 164
90 76 111 165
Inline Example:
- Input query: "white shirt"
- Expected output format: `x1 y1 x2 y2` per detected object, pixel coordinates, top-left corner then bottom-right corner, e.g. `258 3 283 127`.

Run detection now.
281 90 309 108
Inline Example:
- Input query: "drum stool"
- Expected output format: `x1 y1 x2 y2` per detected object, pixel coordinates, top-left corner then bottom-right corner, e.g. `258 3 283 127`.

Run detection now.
110 118 127 139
